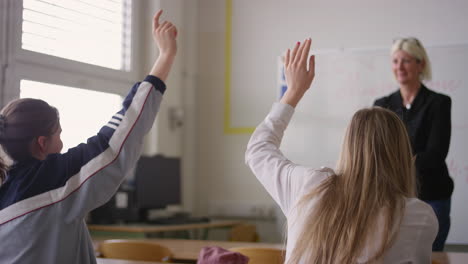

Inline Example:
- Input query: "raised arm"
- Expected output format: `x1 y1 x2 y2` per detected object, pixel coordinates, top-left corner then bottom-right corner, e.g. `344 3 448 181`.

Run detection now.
245 39 320 215
150 10 178 82
280 38 315 108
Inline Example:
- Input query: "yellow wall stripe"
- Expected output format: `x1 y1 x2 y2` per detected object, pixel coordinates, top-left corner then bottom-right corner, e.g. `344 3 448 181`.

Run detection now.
224 0 255 134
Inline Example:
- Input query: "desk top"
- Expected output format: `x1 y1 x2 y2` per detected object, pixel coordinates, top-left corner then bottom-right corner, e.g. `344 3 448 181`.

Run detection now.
96 258 165 264
94 239 468 264
432 252 468 264
88 220 242 233
94 238 283 261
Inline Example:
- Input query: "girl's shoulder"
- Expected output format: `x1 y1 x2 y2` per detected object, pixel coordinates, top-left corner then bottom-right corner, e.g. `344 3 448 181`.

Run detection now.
299 166 336 192
305 166 335 180
404 197 434 211
403 198 438 225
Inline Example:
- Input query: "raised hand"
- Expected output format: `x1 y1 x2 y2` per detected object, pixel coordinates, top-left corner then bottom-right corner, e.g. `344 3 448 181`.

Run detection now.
149 10 177 82
153 10 177 57
281 38 315 107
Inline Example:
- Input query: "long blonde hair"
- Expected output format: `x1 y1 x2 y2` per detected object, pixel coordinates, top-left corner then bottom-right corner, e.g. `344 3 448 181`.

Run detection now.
288 107 416 264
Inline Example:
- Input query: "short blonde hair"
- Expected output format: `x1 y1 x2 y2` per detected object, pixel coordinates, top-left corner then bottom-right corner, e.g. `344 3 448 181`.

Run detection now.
391 37 432 81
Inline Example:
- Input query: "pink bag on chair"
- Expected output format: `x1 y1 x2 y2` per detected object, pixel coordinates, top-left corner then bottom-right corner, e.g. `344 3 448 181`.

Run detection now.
197 246 249 264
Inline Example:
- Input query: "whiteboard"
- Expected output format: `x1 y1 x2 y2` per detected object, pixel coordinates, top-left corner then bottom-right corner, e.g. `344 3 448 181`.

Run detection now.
278 44 468 244
225 0 468 245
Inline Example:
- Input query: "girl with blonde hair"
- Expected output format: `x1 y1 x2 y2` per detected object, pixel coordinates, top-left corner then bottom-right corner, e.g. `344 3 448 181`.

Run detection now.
246 39 438 263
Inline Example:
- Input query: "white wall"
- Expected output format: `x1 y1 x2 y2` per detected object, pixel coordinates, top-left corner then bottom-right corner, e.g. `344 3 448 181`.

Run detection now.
193 0 468 243
140 0 182 158
138 0 199 212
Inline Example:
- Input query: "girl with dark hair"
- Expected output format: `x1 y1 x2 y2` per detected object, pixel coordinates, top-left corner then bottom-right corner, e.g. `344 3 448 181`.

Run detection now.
0 10 177 264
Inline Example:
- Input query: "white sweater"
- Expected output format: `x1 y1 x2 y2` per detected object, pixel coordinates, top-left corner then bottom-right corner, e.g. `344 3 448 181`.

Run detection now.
245 102 438 263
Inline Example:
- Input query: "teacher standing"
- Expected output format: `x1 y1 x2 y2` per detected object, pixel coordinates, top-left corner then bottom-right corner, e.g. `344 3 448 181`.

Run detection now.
374 37 453 251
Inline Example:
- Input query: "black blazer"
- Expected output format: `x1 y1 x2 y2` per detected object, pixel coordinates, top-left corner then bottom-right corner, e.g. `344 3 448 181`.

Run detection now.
374 84 453 200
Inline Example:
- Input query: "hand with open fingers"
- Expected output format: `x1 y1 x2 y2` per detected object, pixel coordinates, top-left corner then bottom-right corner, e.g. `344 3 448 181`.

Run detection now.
281 38 315 107
153 10 177 57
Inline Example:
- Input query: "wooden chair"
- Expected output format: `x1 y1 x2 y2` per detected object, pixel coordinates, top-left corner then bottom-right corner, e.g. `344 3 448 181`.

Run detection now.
229 247 285 264
98 239 173 262
229 224 259 242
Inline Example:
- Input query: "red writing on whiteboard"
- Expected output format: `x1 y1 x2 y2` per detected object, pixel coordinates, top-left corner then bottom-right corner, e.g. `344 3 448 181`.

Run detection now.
465 165 468 184
425 79 463 93
453 122 468 130
332 80 394 98
447 158 468 183
448 158 460 177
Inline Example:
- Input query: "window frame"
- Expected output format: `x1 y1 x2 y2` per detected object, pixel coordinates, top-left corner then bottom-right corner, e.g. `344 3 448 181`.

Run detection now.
2 0 142 106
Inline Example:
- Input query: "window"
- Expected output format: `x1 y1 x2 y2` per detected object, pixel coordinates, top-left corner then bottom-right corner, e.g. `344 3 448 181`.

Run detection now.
21 0 132 70
20 80 122 151
1 0 140 150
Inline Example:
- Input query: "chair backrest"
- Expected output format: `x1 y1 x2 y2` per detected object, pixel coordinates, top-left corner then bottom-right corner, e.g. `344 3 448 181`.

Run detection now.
229 224 259 242
229 247 285 264
99 239 173 262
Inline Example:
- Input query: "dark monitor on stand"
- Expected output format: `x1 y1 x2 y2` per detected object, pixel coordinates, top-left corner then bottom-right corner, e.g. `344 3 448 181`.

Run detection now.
135 155 181 221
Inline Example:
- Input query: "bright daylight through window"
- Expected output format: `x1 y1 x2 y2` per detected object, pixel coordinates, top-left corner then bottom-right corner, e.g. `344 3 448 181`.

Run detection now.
20 80 122 152
21 0 132 70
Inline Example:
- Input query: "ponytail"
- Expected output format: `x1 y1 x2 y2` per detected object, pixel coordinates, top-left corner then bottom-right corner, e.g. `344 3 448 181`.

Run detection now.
0 156 7 184
0 114 7 183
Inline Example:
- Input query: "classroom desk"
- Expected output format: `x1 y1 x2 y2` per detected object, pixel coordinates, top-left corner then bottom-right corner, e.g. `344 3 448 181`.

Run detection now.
94 239 468 264
88 220 243 239
97 258 168 264
94 238 282 262
432 252 468 264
